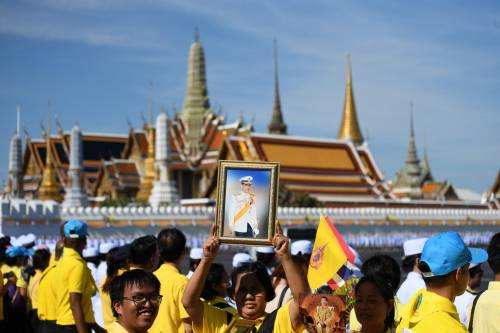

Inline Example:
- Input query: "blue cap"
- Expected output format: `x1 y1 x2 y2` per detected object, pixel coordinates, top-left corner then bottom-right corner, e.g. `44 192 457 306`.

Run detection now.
421 231 488 277
64 220 88 238
6 246 30 258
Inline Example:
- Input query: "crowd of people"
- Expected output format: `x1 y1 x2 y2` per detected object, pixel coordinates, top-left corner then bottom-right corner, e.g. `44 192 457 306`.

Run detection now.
0 219 499 333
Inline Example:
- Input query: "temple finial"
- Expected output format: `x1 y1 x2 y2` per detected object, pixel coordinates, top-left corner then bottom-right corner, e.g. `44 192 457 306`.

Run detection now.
149 81 154 127
194 27 199 42
16 106 20 136
337 54 363 145
268 38 287 135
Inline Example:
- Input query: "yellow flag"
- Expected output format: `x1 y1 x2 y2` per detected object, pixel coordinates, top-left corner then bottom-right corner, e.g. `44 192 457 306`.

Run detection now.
307 215 352 289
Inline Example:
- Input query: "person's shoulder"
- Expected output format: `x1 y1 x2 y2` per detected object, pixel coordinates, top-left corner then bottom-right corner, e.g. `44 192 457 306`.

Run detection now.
424 311 467 332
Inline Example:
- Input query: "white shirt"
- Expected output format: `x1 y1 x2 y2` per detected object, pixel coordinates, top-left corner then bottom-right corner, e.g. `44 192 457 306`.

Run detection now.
96 261 108 286
396 271 426 304
228 191 258 234
454 289 477 325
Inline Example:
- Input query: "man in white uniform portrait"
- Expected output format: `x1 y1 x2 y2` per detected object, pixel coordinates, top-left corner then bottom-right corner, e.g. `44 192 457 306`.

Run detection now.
228 176 259 238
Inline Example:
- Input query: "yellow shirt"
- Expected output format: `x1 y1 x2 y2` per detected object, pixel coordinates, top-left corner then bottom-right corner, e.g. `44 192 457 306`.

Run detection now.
53 247 97 325
396 289 467 333
149 263 190 333
108 321 130 333
28 269 43 309
37 262 58 320
350 296 403 331
100 268 129 331
466 281 500 333
1 264 28 288
195 301 299 333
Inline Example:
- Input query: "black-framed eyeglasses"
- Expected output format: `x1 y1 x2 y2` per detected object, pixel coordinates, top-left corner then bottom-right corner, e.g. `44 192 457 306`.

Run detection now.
122 294 162 307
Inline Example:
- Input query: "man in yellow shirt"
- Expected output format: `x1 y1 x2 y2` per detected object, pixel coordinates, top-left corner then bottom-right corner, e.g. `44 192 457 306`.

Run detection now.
149 228 192 333
397 231 488 333
102 236 159 331
37 240 64 333
467 232 500 332
108 269 161 333
53 220 106 333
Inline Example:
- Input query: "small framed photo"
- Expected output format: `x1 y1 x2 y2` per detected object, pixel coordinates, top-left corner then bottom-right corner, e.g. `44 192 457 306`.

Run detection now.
215 160 280 245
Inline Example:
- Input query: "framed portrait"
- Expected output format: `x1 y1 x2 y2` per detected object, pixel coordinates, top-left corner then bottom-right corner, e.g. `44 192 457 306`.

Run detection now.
300 294 347 333
215 160 280 245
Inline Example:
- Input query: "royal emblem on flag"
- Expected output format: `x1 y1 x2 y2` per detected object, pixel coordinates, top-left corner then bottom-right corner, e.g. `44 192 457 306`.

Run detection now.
310 244 327 270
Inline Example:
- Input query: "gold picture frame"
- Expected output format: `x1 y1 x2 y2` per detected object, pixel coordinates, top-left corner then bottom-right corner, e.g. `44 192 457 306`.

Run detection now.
215 160 280 245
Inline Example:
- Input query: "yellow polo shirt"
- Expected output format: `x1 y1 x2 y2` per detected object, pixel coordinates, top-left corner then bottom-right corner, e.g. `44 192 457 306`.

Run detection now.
149 263 190 333
108 321 130 333
37 261 58 320
397 289 467 333
1 264 28 288
53 247 97 325
194 301 299 333
28 269 43 309
100 268 129 331
466 281 500 333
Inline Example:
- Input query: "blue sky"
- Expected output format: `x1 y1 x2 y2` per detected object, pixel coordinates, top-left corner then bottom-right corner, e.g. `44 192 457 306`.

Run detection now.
0 0 499 194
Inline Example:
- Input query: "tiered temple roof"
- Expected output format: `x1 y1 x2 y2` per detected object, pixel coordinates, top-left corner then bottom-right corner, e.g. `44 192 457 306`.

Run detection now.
208 133 394 203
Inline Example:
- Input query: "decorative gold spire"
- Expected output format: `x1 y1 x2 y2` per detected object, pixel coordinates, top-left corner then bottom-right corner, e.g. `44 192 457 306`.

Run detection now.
137 89 156 202
38 110 62 201
337 54 364 146
268 39 287 135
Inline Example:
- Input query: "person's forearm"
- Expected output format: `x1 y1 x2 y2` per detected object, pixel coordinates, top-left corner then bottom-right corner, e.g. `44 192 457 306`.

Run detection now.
70 293 88 333
282 254 309 300
182 257 213 311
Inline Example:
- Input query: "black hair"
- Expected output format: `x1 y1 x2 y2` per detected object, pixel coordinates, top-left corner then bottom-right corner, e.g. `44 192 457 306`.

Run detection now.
469 264 483 278
109 269 161 318
418 261 454 287
202 263 227 301
129 236 158 266
102 245 130 293
401 254 420 274
157 228 186 263
230 261 275 302
256 252 275 266
189 258 201 272
316 285 333 294
271 255 307 282
355 275 395 331
361 254 401 293
487 232 500 274
32 248 51 271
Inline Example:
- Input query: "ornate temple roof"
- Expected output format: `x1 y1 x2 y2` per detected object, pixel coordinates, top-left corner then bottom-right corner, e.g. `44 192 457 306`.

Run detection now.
207 132 394 203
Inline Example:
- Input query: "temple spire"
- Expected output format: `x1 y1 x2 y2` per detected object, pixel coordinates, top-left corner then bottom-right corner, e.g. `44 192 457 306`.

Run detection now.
180 31 213 163
38 110 62 201
6 106 23 197
268 38 287 135
337 54 363 146
137 87 157 202
62 123 88 208
394 102 422 199
149 110 179 206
